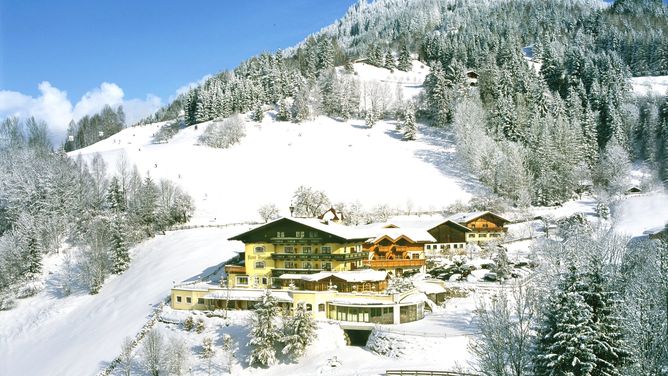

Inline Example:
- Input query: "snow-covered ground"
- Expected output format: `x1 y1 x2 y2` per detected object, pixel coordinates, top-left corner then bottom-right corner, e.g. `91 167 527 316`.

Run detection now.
68 61 479 225
70 117 478 225
0 227 241 376
612 190 668 237
631 75 668 96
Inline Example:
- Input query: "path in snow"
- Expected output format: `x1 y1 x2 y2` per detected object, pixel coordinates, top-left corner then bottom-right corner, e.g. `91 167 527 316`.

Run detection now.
0 227 241 376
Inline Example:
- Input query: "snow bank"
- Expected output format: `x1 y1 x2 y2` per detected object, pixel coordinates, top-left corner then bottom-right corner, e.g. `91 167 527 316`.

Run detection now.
631 75 668 96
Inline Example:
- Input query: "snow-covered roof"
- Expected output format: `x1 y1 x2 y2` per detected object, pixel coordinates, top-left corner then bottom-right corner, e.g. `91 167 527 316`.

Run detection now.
399 292 430 304
446 211 509 225
414 280 448 295
328 298 394 305
278 269 388 283
229 216 375 242
204 289 293 302
367 228 436 244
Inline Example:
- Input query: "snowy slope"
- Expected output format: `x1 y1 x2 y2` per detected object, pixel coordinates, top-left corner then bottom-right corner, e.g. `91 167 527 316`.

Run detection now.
0 227 241 376
612 191 668 237
69 63 479 226
631 75 668 96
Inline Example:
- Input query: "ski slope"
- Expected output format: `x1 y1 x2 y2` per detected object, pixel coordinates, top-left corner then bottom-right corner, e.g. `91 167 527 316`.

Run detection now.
68 62 480 225
0 227 241 376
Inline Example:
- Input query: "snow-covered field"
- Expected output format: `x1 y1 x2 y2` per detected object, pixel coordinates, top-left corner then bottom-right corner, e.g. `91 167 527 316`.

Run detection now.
612 191 668 237
0 227 242 376
69 61 479 225
631 75 668 96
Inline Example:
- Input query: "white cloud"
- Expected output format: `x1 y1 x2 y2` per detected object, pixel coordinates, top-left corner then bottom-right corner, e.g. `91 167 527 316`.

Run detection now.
171 74 212 101
0 82 163 145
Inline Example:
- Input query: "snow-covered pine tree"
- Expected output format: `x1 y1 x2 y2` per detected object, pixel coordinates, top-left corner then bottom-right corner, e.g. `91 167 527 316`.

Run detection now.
108 176 126 212
534 266 597 376
492 247 511 280
365 109 378 128
397 45 411 71
281 304 317 360
110 218 130 274
276 99 291 122
384 49 395 71
248 290 282 366
250 103 264 122
401 105 416 141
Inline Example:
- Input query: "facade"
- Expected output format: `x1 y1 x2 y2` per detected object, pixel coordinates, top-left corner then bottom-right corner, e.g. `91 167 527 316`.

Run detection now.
425 220 471 255
446 211 509 243
226 217 372 289
171 280 426 325
362 229 429 276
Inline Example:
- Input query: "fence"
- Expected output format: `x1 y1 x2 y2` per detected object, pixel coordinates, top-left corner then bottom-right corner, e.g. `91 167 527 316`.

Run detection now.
386 370 478 376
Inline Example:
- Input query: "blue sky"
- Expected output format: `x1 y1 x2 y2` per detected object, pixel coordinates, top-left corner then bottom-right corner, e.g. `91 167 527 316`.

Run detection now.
0 0 356 140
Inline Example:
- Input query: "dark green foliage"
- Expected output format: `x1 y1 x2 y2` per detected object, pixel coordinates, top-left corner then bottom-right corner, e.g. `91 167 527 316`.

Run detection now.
64 105 125 152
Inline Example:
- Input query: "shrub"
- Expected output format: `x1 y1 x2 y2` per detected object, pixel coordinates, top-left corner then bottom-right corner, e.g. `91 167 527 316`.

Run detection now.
183 316 194 331
198 115 246 149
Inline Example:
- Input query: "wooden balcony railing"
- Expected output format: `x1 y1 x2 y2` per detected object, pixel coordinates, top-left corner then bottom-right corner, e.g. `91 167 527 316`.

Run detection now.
362 259 426 268
224 265 246 274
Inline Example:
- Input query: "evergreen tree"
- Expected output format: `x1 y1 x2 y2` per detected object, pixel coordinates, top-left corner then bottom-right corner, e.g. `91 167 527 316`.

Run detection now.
402 105 417 141
107 176 126 212
367 44 382 66
281 305 317 360
397 45 412 71
110 218 130 274
250 103 264 122
534 266 597 376
276 99 291 122
248 290 282 367
384 49 395 71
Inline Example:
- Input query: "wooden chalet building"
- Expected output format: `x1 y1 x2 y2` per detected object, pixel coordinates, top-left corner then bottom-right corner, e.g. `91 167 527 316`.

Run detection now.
425 219 471 254
226 217 372 289
362 228 429 276
446 211 509 243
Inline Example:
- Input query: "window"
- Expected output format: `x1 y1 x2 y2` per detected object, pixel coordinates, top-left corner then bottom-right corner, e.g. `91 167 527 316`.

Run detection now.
254 246 265 253
255 261 265 269
318 303 325 312
276 231 285 238
479 234 487 238
285 261 296 268
262 277 269 285
426 245 431 250
296 231 304 238
284 246 294 253
197 298 204 305
309 231 318 238
176 296 182 303
482 223 489 228
322 246 332 254
254 277 260 285
440 245 445 249
306 304 313 311
323 262 332 271
237 276 249 285
303 246 312 254
186 297 192 304
304 262 312 269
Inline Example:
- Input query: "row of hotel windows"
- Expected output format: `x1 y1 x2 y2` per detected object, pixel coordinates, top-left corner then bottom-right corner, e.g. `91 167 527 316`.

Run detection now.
275 231 318 238
426 243 465 250
175 296 204 305
254 246 333 253
467 233 502 238
236 276 270 286
253 261 333 270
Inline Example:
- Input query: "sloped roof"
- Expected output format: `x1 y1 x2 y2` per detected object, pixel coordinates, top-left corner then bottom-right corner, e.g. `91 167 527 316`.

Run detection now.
229 217 375 242
367 228 436 244
446 211 510 225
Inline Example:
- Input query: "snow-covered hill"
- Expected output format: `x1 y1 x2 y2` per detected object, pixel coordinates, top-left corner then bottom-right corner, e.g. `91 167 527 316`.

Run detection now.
0 227 240 376
69 63 480 225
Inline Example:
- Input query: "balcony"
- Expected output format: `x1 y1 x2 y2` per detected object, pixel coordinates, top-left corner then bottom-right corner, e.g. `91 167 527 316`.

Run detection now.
269 237 322 244
271 252 367 261
362 259 426 269
224 265 246 274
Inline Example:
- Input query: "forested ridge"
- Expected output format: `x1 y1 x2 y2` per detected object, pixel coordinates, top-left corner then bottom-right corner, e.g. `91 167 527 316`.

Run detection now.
144 0 668 207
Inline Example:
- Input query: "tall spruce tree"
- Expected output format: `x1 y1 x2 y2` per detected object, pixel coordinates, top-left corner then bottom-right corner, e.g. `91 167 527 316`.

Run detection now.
248 290 282 366
281 305 317 360
397 45 411 71
534 266 597 376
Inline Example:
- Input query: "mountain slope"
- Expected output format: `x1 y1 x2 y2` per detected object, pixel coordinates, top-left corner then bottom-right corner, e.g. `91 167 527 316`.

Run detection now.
70 62 482 225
